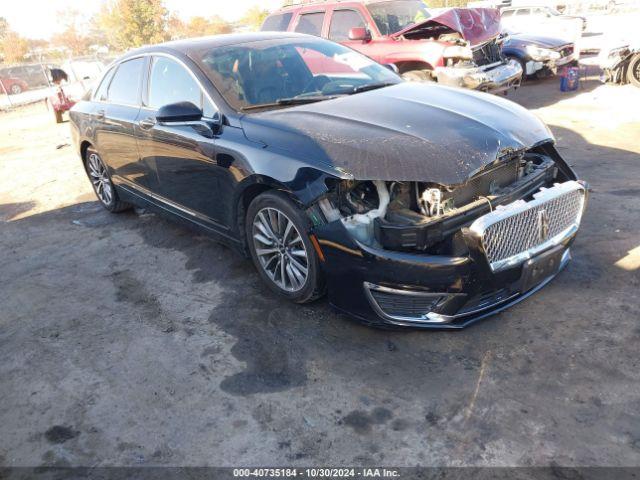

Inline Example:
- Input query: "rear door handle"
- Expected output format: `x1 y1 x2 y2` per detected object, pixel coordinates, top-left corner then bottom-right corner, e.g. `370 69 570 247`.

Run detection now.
96 109 105 121
138 117 156 130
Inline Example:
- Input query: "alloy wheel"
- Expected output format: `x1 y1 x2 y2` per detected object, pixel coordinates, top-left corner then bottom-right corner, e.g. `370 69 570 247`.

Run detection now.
10 84 22 95
252 207 309 292
87 153 114 206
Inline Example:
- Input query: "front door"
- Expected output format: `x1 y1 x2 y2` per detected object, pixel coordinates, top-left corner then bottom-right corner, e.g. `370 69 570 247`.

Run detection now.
136 55 226 226
328 8 379 61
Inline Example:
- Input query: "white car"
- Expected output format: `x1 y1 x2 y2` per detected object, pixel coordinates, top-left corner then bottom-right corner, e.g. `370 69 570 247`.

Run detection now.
500 6 585 42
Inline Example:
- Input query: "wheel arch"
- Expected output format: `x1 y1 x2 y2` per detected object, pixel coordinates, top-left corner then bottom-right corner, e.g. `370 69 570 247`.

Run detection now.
80 140 93 164
234 176 303 254
394 60 435 74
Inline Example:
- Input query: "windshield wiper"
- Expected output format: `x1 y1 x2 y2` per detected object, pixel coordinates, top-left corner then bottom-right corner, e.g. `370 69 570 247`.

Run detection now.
350 82 397 94
241 96 338 111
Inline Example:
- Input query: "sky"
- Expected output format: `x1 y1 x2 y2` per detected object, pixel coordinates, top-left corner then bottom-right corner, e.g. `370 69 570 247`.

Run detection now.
0 0 285 39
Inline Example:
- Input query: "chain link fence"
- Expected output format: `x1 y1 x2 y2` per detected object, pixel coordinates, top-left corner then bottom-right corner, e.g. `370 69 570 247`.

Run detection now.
0 56 113 110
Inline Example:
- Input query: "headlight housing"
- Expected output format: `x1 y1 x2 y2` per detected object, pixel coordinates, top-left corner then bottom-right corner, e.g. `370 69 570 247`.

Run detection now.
525 45 561 61
607 46 629 58
442 45 473 60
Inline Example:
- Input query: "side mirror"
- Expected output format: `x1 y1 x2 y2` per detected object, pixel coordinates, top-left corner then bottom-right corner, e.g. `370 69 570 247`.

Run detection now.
348 27 371 42
384 63 400 74
156 101 203 123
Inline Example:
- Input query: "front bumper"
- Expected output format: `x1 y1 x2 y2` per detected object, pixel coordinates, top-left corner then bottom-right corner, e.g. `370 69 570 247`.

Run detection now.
523 52 578 77
435 59 523 93
313 181 587 330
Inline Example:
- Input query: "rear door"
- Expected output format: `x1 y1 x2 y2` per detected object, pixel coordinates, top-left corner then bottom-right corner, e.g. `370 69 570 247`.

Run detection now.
136 55 227 226
293 10 326 37
95 57 151 190
261 11 294 32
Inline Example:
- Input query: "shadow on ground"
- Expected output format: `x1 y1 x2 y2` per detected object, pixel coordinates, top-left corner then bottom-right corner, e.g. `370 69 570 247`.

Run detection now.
1 115 640 467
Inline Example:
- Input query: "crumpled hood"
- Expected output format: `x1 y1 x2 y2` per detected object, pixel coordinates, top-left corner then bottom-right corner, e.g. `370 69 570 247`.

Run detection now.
506 33 572 49
392 8 501 46
240 82 552 184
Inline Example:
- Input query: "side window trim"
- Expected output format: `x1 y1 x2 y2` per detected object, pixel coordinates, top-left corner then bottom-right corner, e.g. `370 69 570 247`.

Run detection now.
101 56 146 107
294 10 327 36
329 8 367 41
143 53 219 120
92 65 116 102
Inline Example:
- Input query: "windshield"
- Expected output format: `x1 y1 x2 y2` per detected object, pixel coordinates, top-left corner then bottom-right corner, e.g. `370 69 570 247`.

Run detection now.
546 7 561 15
367 0 431 36
193 37 401 111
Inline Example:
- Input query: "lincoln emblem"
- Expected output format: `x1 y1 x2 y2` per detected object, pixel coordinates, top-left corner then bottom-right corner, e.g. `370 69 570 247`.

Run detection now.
538 209 550 242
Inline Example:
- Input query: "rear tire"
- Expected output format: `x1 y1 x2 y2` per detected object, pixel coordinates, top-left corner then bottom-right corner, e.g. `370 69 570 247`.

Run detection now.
84 147 132 213
246 191 325 304
626 54 640 88
401 69 433 82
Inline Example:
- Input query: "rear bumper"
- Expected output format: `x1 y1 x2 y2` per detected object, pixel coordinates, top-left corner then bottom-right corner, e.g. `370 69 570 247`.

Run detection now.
435 59 523 92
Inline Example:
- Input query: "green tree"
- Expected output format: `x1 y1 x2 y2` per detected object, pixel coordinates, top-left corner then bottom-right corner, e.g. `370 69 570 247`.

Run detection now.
0 17 8 39
51 10 91 55
1 30 29 63
167 15 232 39
98 0 169 50
240 6 271 31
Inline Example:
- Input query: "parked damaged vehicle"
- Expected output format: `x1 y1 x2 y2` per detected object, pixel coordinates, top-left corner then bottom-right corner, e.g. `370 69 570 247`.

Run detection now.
502 33 577 78
0 75 29 95
70 33 587 329
599 40 640 88
262 1 522 93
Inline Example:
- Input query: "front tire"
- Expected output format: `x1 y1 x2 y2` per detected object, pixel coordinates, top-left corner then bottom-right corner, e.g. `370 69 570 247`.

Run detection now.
246 191 325 303
507 56 528 81
84 148 131 213
627 54 640 88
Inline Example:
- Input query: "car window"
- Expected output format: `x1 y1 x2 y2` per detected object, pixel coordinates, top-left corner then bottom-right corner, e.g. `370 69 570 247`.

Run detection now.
329 10 366 41
501 9 515 17
107 58 144 105
295 12 325 36
196 37 401 111
515 9 529 16
148 56 203 111
261 12 293 31
367 0 431 36
94 66 116 101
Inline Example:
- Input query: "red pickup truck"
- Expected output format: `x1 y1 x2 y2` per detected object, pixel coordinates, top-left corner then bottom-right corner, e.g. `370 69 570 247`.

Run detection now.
262 0 522 93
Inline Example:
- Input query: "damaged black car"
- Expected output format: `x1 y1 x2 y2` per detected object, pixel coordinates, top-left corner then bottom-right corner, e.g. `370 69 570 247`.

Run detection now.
70 32 588 329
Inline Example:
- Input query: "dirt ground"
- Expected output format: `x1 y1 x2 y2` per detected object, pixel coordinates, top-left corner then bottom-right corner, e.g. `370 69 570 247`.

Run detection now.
1 72 640 468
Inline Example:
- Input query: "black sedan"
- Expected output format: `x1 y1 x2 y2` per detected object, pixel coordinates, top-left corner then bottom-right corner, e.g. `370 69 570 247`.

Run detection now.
70 32 587 329
502 33 578 78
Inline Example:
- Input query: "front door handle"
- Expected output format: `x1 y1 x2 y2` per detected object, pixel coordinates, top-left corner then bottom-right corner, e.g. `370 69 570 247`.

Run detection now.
96 109 105 121
138 117 156 130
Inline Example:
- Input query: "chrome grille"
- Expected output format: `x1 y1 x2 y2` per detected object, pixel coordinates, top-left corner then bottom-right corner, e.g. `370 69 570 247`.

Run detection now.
469 181 586 272
473 38 504 66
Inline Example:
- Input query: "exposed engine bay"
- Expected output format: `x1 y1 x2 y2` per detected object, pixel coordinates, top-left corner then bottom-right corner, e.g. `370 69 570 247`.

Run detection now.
309 149 561 255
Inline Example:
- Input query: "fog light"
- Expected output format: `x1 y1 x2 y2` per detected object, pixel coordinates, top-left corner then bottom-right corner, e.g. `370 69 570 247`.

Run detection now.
364 282 447 322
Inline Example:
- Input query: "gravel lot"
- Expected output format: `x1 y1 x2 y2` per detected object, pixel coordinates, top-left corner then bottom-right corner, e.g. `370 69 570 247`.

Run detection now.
1 72 640 468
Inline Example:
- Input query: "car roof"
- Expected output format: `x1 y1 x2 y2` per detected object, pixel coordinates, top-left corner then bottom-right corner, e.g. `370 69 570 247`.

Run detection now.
119 32 308 60
276 0 392 11
502 5 547 9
